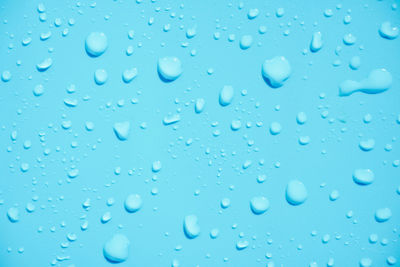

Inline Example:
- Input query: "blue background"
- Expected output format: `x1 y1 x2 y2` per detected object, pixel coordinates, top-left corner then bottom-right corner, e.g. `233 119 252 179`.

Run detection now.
0 0 399 266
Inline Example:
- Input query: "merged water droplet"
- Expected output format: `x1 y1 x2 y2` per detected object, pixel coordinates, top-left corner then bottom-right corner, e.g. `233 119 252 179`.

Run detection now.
85 32 108 57
285 180 308 206
262 56 291 88
339 68 392 96
103 234 130 263
157 57 182 81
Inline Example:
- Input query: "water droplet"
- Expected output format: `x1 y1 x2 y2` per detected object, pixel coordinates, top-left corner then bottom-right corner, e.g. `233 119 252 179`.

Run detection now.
286 180 308 205
353 169 374 185
296 112 307 124
152 160 162 172
250 196 270 214
343 33 356 45
379 21 399 40
36 58 53 71
236 240 249 250
183 215 200 239
113 121 130 141
339 68 392 96
7 207 19 223
219 85 234 106
375 207 392 222
94 69 108 85
359 139 375 151
310 32 323 52
85 32 108 57
122 68 138 83
195 98 205 113
262 56 291 88
359 258 372 267
157 57 182 81
124 194 142 213
33 84 45 96
1 70 11 82
269 122 282 135
349 56 361 70
240 35 253 50
103 234 130 263
247 8 259 19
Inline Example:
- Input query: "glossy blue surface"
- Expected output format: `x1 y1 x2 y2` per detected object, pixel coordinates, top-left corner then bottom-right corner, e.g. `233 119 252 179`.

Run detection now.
0 0 399 266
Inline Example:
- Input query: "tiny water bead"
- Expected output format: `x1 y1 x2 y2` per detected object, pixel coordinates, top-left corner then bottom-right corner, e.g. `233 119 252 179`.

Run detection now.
353 169 374 185
250 196 270 215
219 85 234 106
374 207 392 223
103 234 130 263
262 56 291 88
113 121 130 141
85 32 108 57
339 68 392 96
157 56 182 81
183 215 200 239
379 21 399 40
94 69 108 85
286 180 308 206
124 194 142 213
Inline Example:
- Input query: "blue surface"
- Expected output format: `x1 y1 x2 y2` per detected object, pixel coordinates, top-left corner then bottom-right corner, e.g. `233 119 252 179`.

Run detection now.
0 0 399 266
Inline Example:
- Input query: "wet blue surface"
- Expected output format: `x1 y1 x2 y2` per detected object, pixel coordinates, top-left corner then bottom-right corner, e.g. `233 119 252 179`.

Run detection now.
0 0 399 266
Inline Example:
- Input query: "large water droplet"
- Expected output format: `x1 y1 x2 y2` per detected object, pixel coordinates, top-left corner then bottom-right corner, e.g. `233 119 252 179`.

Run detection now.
85 32 108 57
262 56 291 88
124 194 142 213
183 215 200 239
250 196 270 215
375 207 392 222
7 207 19 223
113 121 130 141
379 21 399 40
157 57 182 81
103 234 130 263
339 68 392 96
219 85 234 106
286 180 308 205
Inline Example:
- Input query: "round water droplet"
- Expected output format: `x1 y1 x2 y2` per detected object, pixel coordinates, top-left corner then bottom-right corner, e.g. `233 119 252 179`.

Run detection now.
250 196 269 215
33 84 45 96
286 180 308 205
1 70 11 82
152 160 162 172
296 112 307 124
343 33 356 45
353 169 374 185
359 258 372 267
85 32 108 57
124 194 142 213
349 56 361 70
262 56 291 88
183 215 200 239
103 234 130 263
157 57 182 81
